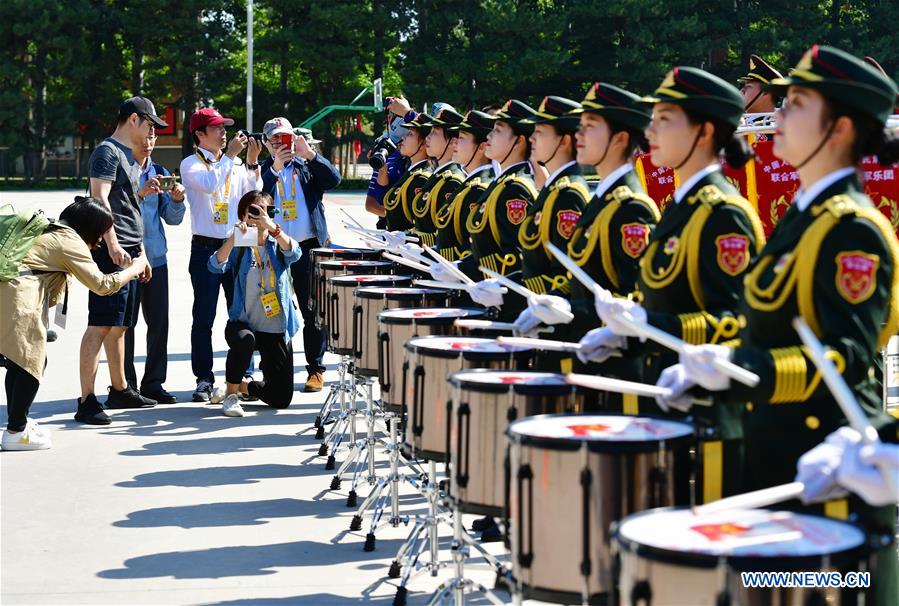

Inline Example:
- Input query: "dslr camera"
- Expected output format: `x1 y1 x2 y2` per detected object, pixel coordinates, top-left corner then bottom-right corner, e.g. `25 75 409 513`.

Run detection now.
369 134 398 170
239 129 264 142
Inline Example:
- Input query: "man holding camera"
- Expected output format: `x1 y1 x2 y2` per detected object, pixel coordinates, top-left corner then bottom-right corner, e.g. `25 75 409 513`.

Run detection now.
181 108 262 402
365 104 409 228
260 117 341 392
123 131 186 404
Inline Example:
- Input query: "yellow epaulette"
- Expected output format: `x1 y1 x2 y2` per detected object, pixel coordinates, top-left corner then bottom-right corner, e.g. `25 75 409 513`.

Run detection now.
504 174 539 199
691 184 766 251
609 185 660 221
551 176 591 202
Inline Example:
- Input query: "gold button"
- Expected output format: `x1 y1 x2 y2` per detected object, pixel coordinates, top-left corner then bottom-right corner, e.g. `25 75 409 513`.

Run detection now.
805 416 820 430
745 402 754 412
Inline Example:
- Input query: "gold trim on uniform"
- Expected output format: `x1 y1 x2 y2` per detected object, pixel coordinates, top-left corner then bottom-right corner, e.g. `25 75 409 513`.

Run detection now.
770 345 846 403
519 176 591 253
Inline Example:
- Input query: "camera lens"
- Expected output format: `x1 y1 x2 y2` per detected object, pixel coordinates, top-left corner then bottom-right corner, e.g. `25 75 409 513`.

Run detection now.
369 150 388 170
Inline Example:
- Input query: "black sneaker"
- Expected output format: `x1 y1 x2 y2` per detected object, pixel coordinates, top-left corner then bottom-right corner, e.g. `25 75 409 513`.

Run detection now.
480 522 502 543
192 380 214 402
75 394 111 425
471 516 495 532
141 388 177 404
46 329 58 343
106 386 156 409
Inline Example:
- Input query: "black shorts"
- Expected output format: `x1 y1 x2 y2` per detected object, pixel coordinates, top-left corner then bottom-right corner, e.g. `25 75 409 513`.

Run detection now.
87 245 141 327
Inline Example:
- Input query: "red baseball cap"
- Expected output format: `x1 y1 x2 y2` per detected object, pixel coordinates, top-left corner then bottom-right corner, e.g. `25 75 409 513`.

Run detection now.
189 107 235 132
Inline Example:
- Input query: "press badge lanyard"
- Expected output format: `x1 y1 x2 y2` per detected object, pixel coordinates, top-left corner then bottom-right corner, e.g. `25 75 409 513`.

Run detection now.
195 151 232 203
276 166 299 221
252 245 281 318
252 246 276 293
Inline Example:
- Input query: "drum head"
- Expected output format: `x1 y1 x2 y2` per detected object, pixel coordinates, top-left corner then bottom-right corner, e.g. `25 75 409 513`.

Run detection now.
312 247 379 259
319 260 391 270
449 370 574 396
615 507 867 571
328 275 410 288
378 307 486 326
405 336 533 361
355 286 447 301
508 413 694 452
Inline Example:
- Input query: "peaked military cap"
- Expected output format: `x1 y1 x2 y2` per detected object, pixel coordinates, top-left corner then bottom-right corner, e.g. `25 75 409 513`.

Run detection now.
641 66 745 129
428 107 465 135
494 99 538 136
767 45 898 125
738 55 783 85
400 113 433 136
571 82 652 132
459 110 496 137
522 95 581 131
864 55 899 107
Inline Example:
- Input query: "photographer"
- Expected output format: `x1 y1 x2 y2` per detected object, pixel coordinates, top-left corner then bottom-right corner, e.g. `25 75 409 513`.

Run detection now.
207 191 301 417
365 101 411 227
123 132 186 404
1 197 150 448
259 117 340 393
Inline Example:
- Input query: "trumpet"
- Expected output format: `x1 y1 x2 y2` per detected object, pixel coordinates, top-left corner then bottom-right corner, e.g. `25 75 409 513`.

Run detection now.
736 111 899 135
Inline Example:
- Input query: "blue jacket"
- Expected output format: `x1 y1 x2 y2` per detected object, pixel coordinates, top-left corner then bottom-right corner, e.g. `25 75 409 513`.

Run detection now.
261 153 341 246
207 239 302 338
141 162 186 267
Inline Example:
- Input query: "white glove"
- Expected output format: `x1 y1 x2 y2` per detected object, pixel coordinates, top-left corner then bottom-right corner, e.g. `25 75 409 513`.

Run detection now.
382 230 408 249
595 295 647 338
429 262 461 283
655 364 695 413
837 436 899 506
680 344 732 392
577 327 626 364
514 308 542 335
469 279 506 308
797 427 858 504
528 294 573 326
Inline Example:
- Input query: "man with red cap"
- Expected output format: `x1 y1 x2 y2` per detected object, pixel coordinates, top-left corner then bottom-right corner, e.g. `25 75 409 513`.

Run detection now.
180 108 262 402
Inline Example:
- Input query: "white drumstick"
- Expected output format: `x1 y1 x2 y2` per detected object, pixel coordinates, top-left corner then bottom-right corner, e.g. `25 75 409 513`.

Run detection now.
383 252 432 272
478 267 538 300
692 482 806 516
454 319 554 334
498 336 581 352
414 279 476 292
546 242 760 388
794 316 897 499
341 208 369 232
425 246 475 285
564 373 681 400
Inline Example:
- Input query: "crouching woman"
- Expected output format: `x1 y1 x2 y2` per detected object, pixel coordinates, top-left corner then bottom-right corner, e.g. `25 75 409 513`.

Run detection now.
208 190 301 417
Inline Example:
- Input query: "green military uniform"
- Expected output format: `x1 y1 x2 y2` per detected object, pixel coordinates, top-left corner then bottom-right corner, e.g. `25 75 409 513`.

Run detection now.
435 110 497 261
559 84 660 412
459 100 539 285
410 108 466 248
637 67 767 503
714 46 899 605
384 113 434 232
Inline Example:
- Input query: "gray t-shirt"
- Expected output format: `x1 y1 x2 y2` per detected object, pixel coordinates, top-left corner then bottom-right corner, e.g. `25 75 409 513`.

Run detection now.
244 248 285 334
89 137 143 248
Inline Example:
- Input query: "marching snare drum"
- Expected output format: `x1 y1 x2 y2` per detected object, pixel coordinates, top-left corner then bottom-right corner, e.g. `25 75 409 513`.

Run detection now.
318 259 394 331
447 370 580 516
352 287 451 377
327 275 412 356
615 507 867 606
377 307 488 414
404 336 534 461
309 248 381 325
507 414 695 605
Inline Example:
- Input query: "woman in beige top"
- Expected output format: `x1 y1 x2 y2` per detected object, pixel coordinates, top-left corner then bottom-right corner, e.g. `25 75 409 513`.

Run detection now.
0 197 148 450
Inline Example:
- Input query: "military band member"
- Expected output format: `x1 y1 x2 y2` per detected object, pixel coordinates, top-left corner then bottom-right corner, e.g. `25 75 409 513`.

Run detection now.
659 46 899 603
410 107 466 247
434 110 497 261
382 114 433 232
738 54 783 115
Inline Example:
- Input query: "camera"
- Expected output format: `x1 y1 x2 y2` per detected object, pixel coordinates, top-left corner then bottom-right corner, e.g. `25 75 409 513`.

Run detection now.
247 205 279 219
156 176 177 191
369 134 398 170
239 129 264 142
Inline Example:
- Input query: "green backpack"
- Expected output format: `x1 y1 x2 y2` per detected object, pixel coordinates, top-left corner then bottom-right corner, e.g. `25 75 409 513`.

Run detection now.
0 204 51 282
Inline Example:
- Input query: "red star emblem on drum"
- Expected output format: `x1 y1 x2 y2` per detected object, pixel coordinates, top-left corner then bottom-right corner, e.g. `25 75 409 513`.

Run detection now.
449 342 475 350
690 522 750 542
412 310 440 317
499 376 528 384
566 423 611 436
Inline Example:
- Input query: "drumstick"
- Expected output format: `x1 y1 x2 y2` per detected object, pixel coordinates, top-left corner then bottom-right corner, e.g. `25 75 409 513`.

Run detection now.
341 208 369 232
565 372 713 406
794 316 898 498
478 267 538 300
691 481 806 516
454 319 554 334
382 252 432 272
498 336 580 352
414 279 476 291
546 242 760 388
424 246 475 285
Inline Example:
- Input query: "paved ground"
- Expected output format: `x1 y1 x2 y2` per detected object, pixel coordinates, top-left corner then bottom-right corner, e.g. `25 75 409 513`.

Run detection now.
0 190 519 605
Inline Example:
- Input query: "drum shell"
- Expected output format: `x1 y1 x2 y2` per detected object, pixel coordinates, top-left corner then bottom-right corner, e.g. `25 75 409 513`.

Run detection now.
404 345 533 462
377 308 487 414
448 383 580 516
884 334 899 414
354 290 451 377
328 275 411 355
508 431 692 603
319 260 393 334
309 248 381 323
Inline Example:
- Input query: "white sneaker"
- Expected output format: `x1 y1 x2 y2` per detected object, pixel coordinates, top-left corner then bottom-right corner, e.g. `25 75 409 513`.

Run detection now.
209 387 226 404
1 419 52 451
222 394 245 417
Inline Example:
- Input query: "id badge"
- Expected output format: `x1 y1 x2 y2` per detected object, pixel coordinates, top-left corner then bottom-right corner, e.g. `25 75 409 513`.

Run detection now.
213 201 229 224
260 291 282 318
281 199 297 221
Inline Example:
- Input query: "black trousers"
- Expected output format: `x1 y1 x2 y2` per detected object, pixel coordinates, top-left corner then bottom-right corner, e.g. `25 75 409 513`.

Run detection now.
291 239 326 375
224 321 294 409
4 358 40 432
124 264 170 393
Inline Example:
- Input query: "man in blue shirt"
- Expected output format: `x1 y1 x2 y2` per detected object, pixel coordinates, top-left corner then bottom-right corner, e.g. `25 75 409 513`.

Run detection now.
123 133 186 403
260 117 341 392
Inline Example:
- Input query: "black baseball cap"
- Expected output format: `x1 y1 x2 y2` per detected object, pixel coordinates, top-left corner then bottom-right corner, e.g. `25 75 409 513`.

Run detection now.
119 96 168 128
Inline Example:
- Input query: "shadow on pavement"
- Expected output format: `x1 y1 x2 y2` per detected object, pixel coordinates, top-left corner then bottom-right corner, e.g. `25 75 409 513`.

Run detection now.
115 463 328 488
118 433 303 456
114 498 321 529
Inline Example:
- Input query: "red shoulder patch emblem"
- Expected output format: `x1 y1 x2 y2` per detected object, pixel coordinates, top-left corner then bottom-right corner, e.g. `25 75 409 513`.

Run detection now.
835 251 879 303
556 210 581 239
620 223 651 258
715 234 750 276
506 199 527 225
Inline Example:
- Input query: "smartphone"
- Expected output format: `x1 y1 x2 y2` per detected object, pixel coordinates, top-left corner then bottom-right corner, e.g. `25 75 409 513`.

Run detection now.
157 176 177 191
